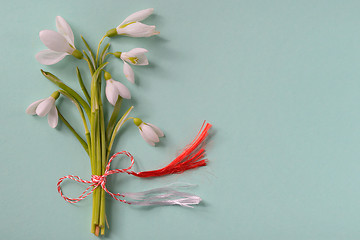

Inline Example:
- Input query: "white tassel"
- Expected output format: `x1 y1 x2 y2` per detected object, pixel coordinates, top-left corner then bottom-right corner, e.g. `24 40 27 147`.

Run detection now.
122 183 202 208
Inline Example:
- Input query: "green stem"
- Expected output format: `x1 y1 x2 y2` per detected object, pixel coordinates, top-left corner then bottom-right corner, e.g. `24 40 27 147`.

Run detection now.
99 43 111 66
57 108 89 154
83 52 95 74
96 35 107 66
58 90 91 150
76 67 91 104
90 71 99 232
94 114 101 225
100 189 106 235
90 111 98 174
41 70 91 118
99 102 106 229
90 109 99 230
81 35 96 65
105 96 122 143
106 106 134 159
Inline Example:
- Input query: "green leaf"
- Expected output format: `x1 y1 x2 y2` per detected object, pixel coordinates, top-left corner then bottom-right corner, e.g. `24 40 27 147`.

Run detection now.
41 70 91 118
81 35 96 66
83 50 95 74
105 96 122 143
99 43 110 65
76 67 91 104
57 108 89 155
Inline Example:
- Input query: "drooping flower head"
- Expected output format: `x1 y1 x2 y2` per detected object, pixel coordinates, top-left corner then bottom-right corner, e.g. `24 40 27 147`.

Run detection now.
106 8 159 38
26 91 60 128
36 16 83 65
113 48 149 83
104 72 131 106
133 118 164 146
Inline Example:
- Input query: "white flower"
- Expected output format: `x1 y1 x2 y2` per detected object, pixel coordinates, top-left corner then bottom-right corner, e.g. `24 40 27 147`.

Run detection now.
115 8 159 37
26 93 59 128
104 72 131 105
133 118 164 146
120 48 149 83
36 16 82 65
121 48 149 65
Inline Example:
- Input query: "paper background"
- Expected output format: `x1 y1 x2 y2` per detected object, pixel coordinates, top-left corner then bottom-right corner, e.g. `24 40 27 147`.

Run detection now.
2 0 360 239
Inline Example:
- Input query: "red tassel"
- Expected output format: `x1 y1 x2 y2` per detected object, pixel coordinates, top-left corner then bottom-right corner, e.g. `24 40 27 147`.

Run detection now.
129 122 212 178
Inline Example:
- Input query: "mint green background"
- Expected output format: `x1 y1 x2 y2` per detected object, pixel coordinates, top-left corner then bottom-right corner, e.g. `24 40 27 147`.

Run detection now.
2 0 360 239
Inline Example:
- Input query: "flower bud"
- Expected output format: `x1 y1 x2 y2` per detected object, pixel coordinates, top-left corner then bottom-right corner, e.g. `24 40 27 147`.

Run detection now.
106 28 117 37
51 91 60 100
104 71 112 80
113 52 122 58
133 118 143 126
71 49 83 59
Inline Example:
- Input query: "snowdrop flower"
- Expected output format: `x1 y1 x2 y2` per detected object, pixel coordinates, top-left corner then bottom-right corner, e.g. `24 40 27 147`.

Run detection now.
104 72 131 106
26 91 59 128
36 16 83 65
113 48 149 83
133 118 164 146
106 8 159 38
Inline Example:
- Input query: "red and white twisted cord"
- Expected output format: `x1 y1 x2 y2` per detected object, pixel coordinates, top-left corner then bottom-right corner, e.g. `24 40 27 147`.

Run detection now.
57 151 135 204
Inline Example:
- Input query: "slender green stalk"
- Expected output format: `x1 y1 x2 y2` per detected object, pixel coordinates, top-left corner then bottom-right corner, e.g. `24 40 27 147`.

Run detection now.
83 51 95 74
76 67 91 104
90 63 108 106
92 187 100 227
41 70 91 118
106 106 134 159
100 189 106 235
95 95 102 177
81 35 96 65
99 43 110 66
90 67 99 232
93 115 101 226
57 109 89 154
105 96 122 143
96 35 107 65
99 102 106 230
58 90 91 151
90 110 99 231
90 111 98 174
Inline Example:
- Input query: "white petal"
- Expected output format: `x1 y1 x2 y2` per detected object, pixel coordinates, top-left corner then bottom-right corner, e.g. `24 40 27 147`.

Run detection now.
139 129 155 146
113 81 131 99
105 80 120 106
126 48 149 65
39 30 73 53
135 54 148 65
120 8 154 26
147 123 164 137
35 49 69 65
120 53 130 63
123 62 135 83
141 123 159 143
47 105 58 128
127 48 148 56
56 16 75 47
26 99 45 115
116 22 159 37
36 97 55 117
